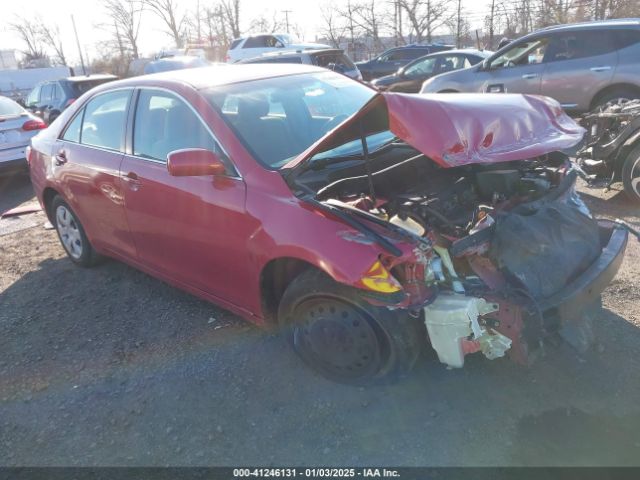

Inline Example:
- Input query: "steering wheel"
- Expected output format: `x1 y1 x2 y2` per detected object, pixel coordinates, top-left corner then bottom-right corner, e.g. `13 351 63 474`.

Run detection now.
323 114 349 133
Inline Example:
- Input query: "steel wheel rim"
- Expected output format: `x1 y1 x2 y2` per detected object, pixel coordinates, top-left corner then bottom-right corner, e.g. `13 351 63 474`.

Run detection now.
292 297 382 380
56 205 83 259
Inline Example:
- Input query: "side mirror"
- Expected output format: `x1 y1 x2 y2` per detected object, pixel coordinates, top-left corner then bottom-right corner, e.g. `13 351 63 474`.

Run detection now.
479 59 490 71
167 149 226 177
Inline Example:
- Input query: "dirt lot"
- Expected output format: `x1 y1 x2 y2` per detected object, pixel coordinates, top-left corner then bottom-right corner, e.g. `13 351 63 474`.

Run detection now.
1 172 639 466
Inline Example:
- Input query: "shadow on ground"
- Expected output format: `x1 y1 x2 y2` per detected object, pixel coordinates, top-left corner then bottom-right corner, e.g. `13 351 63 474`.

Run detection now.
0 173 35 213
1 251 640 466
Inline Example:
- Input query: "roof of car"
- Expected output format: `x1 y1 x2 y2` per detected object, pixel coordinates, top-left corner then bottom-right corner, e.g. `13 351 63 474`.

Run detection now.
107 64 326 91
64 74 118 83
536 18 640 32
260 48 343 58
427 48 491 57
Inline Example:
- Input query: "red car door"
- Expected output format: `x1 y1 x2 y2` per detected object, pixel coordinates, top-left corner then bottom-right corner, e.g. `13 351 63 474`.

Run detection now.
120 88 252 309
55 89 137 259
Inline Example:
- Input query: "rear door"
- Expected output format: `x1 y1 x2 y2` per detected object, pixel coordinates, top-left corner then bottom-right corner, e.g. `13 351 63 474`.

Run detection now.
482 35 551 94
54 89 136 258
541 29 618 111
120 88 250 307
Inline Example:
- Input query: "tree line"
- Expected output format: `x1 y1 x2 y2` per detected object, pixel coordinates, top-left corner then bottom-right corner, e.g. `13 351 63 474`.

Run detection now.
9 0 638 75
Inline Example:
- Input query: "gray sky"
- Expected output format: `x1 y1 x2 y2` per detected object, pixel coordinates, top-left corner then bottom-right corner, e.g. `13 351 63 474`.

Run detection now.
0 0 489 64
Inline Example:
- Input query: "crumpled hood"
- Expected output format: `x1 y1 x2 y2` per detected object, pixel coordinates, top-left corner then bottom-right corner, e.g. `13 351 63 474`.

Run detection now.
283 92 585 172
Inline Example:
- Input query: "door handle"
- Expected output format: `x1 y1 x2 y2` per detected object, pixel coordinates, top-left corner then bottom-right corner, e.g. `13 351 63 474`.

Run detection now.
521 73 538 79
54 149 67 166
122 171 141 190
590 66 611 72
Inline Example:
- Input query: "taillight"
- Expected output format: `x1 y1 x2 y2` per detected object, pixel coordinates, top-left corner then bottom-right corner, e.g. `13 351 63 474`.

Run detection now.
65 98 76 108
22 119 47 131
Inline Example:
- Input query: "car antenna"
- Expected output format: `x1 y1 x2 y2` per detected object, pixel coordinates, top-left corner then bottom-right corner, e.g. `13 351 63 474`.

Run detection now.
360 120 376 204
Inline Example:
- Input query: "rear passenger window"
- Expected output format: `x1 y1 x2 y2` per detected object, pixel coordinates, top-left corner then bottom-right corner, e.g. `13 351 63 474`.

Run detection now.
546 31 616 62
80 90 130 151
244 36 268 48
62 109 84 143
133 90 223 163
614 29 640 49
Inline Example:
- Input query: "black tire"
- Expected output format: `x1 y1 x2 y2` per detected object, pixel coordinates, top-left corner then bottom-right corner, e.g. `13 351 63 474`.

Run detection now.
51 195 102 267
621 144 640 203
278 269 424 384
593 88 640 111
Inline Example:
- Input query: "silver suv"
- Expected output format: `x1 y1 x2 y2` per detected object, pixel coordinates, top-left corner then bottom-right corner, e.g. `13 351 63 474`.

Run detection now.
421 20 640 113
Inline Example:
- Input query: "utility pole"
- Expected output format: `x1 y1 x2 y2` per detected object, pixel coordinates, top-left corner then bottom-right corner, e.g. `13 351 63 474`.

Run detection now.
71 15 86 75
282 10 292 33
456 0 462 48
197 0 202 42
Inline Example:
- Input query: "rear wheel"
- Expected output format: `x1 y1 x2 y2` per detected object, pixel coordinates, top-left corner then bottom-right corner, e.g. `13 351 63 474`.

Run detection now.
278 269 424 384
593 88 639 111
622 144 640 203
51 196 101 266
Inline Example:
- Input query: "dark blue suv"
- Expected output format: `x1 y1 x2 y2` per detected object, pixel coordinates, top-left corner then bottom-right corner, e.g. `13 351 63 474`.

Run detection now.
356 44 453 81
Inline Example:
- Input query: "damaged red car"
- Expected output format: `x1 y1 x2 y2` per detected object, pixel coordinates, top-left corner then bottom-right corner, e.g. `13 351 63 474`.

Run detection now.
29 64 628 383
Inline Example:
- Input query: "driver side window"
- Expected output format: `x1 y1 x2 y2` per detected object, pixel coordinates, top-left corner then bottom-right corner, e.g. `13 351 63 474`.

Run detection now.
489 37 550 69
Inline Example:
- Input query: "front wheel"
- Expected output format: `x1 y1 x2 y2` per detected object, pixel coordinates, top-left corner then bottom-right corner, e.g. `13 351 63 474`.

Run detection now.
51 196 102 266
622 144 640 203
278 269 424 384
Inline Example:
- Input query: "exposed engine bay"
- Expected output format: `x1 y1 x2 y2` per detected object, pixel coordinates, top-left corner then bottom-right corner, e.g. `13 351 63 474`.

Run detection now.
290 143 611 368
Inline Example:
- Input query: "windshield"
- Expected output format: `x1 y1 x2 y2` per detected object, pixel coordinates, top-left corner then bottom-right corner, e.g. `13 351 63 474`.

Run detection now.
0 96 25 118
204 71 376 169
276 34 299 45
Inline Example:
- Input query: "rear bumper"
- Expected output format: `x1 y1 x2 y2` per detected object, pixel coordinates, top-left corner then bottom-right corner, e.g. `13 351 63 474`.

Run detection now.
538 222 628 322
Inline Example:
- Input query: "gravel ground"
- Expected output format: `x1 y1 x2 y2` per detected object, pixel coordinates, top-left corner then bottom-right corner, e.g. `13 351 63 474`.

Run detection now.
1 173 639 466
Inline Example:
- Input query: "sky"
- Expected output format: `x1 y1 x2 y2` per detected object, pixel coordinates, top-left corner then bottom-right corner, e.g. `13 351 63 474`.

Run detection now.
0 0 489 65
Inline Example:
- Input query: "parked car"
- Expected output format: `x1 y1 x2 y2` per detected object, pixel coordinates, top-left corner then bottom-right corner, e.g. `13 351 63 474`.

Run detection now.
239 49 362 80
371 49 491 93
226 33 330 63
25 74 117 125
356 44 454 81
144 56 212 74
29 64 627 384
0 96 45 175
421 19 640 113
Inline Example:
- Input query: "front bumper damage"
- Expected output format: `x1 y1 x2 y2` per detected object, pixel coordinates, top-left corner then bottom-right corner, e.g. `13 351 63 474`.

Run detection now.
423 222 628 368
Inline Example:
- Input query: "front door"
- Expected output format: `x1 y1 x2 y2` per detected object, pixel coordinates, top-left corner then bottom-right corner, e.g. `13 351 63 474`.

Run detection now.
481 36 551 95
120 89 251 307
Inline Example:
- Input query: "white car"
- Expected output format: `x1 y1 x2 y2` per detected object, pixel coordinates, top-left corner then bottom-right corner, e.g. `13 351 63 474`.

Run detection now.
0 96 46 175
226 33 330 63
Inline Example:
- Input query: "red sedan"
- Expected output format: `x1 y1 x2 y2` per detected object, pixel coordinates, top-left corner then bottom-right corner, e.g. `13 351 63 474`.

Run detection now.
29 64 627 383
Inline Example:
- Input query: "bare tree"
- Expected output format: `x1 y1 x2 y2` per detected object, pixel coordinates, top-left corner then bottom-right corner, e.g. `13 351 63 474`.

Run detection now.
248 11 283 33
220 0 241 38
102 0 143 76
143 0 186 48
348 0 389 52
38 22 68 66
397 0 454 43
319 2 348 48
10 16 48 64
